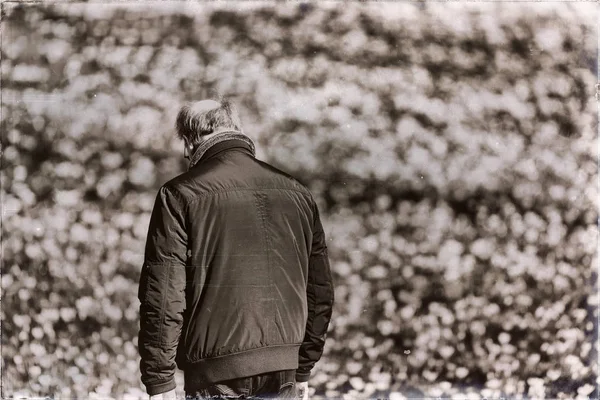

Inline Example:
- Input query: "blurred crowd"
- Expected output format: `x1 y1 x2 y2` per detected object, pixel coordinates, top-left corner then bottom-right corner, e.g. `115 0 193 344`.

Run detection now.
1 2 597 399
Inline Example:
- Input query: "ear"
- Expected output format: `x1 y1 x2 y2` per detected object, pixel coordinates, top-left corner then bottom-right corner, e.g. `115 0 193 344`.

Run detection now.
183 139 194 151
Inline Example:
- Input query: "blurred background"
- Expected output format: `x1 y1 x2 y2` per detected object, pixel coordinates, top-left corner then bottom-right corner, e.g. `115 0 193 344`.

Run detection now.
1 2 598 399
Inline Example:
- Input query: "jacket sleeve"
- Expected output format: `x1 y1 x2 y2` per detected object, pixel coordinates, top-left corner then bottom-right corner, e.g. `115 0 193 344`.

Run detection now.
138 186 188 395
296 200 334 383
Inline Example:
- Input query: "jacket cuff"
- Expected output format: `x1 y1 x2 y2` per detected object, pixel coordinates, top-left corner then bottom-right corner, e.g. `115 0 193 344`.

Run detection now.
145 379 176 396
296 370 311 382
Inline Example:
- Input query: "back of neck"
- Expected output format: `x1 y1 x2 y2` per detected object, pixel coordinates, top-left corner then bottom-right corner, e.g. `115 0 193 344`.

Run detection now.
188 130 256 169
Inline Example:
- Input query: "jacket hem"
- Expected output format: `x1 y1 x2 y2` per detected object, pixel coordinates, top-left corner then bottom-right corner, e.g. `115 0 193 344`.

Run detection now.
183 344 300 392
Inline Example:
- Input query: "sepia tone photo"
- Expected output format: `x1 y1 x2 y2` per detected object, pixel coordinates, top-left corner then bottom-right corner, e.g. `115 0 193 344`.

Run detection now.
1 1 597 399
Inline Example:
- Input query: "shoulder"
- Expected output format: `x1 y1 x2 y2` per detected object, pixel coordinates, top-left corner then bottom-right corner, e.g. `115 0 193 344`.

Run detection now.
158 169 201 206
254 158 312 195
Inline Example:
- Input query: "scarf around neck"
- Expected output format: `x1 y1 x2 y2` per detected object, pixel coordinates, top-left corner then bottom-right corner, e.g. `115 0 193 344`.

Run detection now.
187 130 256 170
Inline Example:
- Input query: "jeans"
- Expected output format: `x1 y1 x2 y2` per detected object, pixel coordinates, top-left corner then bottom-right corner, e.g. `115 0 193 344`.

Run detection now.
185 369 297 399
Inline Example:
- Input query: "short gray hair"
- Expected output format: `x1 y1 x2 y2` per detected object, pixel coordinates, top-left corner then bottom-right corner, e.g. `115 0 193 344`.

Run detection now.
175 97 243 146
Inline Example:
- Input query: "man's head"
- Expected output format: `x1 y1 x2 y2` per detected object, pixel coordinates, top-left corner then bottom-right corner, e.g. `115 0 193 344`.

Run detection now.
176 97 243 157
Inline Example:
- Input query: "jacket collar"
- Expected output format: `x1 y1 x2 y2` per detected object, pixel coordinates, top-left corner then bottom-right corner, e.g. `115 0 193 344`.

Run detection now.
188 130 256 170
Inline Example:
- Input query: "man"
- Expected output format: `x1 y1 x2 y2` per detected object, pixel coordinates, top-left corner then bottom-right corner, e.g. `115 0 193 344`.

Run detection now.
137 98 334 399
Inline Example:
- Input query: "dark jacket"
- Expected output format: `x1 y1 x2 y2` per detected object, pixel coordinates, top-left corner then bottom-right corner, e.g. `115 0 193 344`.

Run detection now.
138 138 334 395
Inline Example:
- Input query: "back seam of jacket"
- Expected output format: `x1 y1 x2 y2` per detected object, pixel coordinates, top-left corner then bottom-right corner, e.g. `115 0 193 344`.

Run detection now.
254 191 271 277
254 191 273 342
